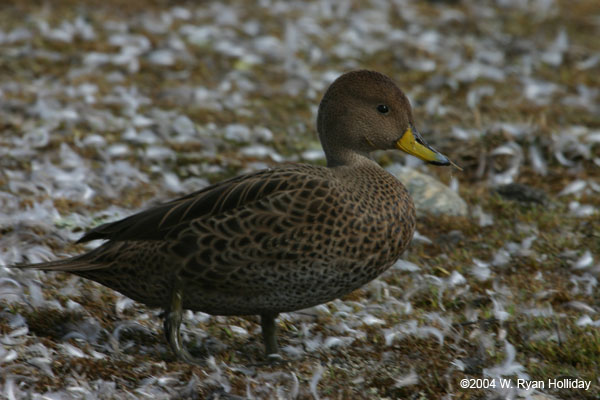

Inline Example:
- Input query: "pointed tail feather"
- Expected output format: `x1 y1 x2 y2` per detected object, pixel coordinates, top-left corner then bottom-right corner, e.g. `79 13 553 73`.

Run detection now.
12 256 106 273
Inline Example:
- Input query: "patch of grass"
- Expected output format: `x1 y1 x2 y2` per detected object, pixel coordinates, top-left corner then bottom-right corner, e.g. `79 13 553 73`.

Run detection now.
19 307 87 341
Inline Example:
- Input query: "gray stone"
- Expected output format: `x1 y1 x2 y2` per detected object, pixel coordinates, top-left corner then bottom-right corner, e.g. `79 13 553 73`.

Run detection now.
387 165 467 217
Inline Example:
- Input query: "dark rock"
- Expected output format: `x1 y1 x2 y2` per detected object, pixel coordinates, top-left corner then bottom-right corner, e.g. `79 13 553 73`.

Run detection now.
494 183 548 204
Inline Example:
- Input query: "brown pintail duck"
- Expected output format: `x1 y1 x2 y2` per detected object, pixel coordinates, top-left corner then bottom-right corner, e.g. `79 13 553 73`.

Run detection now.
17 70 457 363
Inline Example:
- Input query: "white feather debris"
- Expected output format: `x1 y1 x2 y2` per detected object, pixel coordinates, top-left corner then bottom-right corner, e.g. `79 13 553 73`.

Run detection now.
521 305 554 318
148 49 176 66
384 320 445 346
483 341 528 379
304 335 323 353
577 55 600 70
301 149 326 161
0 347 18 363
569 201 597 217
59 343 87 358
145 146 176 161
228 325 249 337
281 345 305 358
309 364 324 400
26 356 55 377
7 326 29 340
115 296 135 317
562 84 599 111
451 359 465 371
455 62 506 83
362 315 385 326
106 143 130 157
542 28 568 66
224 124 252 142
559 180 587 196
572 250 594 270
467 85 495 109
2 378 19 400
493 123 532 139
0 278 24 303
523 78 561 105
528 144 547 175
576 315 600 327
412 231 432 244
518 235 536 257
492 299 510 322
171 115 196 138
289 372 300 399
62 318 103 344
572 274 598 296
112 321 153 345
28 280 51 309
323 337 347 348
206 356 232 393
471 259 491 282
472 205 494 227
492 249 511 267
241 145 283 162
567 301 596 314
489 142 523 185
393 369 419 388
392 259 421 272
448 271 466 286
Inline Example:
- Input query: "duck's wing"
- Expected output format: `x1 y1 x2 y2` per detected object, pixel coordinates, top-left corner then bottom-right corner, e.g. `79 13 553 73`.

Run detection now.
78 165 324 243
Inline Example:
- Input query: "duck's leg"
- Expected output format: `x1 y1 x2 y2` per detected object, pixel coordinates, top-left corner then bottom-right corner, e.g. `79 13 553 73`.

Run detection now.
164 277 203 364
260 312 280 357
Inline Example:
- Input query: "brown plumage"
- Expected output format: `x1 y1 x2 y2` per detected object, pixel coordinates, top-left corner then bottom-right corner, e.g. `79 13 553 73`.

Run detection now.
18 70 453 362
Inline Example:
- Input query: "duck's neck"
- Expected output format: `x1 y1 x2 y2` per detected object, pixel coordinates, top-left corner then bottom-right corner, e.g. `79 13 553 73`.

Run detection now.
325 148 374 168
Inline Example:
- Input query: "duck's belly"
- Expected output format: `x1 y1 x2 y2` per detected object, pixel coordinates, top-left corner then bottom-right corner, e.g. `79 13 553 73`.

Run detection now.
180 258 393 315
76 253 394 315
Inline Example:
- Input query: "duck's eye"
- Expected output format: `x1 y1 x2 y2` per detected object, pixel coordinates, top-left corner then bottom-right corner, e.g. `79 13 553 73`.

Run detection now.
377 104 389 114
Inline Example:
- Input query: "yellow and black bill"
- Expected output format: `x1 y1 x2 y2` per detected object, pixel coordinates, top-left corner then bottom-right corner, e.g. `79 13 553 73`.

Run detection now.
396 124 460 169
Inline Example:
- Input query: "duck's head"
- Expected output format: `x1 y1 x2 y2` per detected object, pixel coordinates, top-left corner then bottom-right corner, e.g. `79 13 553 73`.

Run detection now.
317 70 454 168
